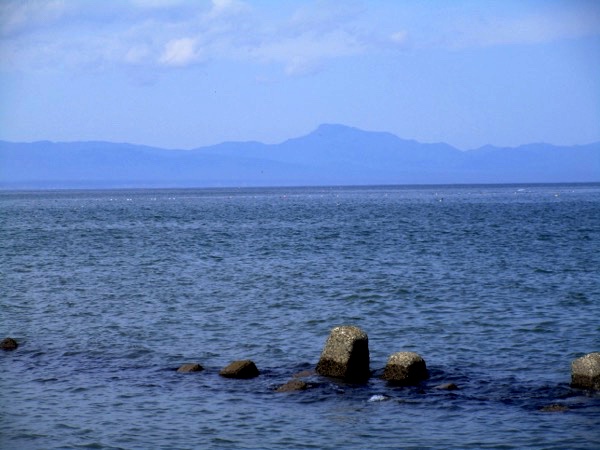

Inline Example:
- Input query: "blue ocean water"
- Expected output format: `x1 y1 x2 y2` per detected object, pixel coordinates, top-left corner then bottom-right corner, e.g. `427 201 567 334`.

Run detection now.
1 184 599 449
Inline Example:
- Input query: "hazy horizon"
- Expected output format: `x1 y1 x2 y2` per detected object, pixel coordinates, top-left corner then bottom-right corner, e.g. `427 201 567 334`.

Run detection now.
2 122 600 152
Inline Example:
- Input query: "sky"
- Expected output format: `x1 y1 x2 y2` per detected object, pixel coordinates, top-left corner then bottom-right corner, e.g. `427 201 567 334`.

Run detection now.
1 0 599 150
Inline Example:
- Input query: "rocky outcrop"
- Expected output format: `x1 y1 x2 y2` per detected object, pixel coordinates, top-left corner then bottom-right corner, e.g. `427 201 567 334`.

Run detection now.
571 352 600 390
315 325 370 381
1 337 18 351
219 360 260 379
382 352 428 384
177 363 204 373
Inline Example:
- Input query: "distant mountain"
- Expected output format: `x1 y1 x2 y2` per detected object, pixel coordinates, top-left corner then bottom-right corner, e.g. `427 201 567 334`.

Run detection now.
1 124 598 188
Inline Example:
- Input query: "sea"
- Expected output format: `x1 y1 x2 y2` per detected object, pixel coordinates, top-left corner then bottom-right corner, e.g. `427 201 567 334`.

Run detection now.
1 184 599 449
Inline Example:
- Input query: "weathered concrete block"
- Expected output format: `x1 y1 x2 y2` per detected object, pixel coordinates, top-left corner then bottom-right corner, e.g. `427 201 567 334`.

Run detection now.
177 363 204 373
315 325 370 381
1 337 18 351
219 360 260 379
571 352 600 390
382 352 428 384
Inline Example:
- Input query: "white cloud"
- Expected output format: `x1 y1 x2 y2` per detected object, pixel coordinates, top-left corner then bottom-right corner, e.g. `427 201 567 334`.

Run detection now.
159 37 200 66
1 0 372 75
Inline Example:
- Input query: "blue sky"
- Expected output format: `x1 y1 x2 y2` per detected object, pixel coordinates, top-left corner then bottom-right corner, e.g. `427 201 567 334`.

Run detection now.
1 0 599 150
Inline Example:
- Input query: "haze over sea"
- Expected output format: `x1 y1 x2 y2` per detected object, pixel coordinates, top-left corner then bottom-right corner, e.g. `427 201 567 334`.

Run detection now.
1 183 599 449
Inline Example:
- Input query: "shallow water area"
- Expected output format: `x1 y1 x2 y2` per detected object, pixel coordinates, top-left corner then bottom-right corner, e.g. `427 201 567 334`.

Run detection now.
1 184 600 449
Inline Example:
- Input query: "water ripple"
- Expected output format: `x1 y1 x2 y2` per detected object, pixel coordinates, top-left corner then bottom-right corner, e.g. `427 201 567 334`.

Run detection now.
1 185 599 449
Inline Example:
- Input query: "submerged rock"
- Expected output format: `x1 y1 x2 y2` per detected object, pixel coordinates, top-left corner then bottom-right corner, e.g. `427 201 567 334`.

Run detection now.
382 352 428 384
571 352 600 390
434 383 459 391
1 337 18 351
177 363 204 373
276 380 309 392
540 404 569 413
315 325 370 382
368 394 388 402
219 360 260 379
292 369 316 379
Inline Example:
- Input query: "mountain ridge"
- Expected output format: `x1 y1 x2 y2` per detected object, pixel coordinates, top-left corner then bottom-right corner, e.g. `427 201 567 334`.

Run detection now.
1 124 598 188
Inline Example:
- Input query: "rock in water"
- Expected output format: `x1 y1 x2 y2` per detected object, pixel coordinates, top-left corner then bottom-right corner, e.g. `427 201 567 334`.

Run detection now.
315 325 370 381
382 352 428 384
1 337 18 351
292 370 315 378
571 352 600 390
219 360 260 379
276 380 309 392
540 404 569 412
434 382 459 391
177 363 204 373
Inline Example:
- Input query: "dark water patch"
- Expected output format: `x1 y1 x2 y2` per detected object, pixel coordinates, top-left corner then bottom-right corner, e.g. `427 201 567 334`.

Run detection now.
561 291 592 306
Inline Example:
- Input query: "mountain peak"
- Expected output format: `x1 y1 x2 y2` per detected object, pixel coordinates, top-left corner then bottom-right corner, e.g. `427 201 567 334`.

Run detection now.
315 123 359 133
309 123 401 141
306 123 364 139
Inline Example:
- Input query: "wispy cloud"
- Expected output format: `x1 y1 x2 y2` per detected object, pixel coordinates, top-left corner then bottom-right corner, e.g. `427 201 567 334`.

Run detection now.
261 0 372 75
253 29 367 76
423 2 600 49
206 0 249 19
0 0 386 76
1 0 597 77
159 37 201 66
0 0 68 36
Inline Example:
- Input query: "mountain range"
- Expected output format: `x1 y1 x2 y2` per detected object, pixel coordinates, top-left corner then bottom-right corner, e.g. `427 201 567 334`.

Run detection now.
1 124 598 188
